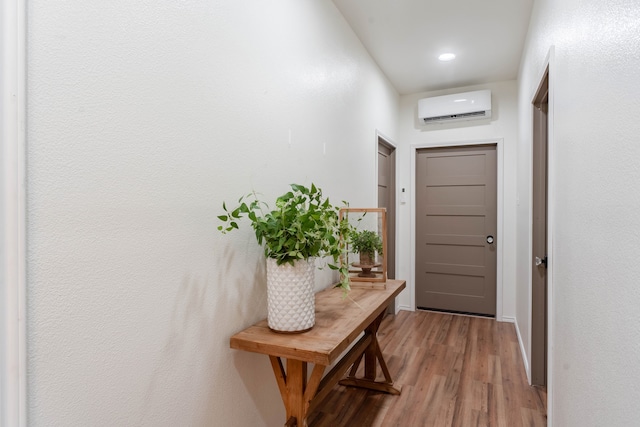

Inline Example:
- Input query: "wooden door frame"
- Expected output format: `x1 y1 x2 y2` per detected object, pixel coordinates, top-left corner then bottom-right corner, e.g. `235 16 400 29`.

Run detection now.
376 131 396 273
1 0 27 425
409 139 505 321
528 47 555 421
376 131 397 315
375 129 397 286
531 68 548 387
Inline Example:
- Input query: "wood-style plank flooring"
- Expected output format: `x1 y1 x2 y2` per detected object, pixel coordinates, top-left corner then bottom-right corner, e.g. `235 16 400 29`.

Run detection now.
308 310 546 427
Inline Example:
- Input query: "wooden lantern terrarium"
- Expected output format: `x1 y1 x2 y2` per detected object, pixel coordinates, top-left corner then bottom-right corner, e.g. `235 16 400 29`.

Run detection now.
339 208 387 287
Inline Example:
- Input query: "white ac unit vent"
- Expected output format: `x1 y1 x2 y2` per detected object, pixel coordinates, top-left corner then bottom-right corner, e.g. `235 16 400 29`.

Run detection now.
418 90 492 124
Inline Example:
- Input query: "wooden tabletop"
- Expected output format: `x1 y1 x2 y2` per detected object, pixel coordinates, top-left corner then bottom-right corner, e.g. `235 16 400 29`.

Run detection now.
230 280 406 366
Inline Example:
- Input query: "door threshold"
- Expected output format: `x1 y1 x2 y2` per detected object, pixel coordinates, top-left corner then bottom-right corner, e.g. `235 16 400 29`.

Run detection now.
416 307 495 319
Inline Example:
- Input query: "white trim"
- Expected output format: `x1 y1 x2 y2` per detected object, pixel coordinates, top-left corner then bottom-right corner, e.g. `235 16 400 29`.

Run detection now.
397 303 413 312
496 140 504 321
374 129 398 205
409 138 505 320
375 129 399 312
545 46 556 427
513 317 530 380
1 0 27 425
375 129 397 149
501 316 531 380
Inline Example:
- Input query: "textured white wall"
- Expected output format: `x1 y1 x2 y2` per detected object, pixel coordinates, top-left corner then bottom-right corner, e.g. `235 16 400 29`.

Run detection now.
2 0 27 424
517 0 640 425
25 1 398 425
397 81 519 320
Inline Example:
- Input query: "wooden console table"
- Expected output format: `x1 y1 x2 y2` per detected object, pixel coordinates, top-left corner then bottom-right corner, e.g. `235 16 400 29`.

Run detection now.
230 279 405 427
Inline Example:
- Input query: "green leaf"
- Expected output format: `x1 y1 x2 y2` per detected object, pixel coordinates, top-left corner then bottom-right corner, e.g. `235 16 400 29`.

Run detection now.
216 183 353 293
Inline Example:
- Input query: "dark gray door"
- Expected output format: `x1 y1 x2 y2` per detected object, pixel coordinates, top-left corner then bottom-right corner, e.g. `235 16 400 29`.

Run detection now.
378 140 396 280
378 138 396 315
416 145 497 316
531 71 549 386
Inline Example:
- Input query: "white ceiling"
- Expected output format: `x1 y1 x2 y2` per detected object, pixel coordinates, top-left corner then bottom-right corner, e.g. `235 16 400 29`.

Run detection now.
332 0 534 95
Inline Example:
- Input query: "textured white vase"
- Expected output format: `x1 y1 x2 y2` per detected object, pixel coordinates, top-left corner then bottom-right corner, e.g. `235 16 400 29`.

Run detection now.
266 257 315 333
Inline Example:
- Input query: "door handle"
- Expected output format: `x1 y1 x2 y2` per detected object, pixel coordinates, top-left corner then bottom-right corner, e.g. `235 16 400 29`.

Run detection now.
535 256 547 267
486 235 494 244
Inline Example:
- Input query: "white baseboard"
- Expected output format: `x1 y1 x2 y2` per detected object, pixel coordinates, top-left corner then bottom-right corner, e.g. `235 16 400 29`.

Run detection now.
496 316 530 381
512 317 531 383
397 304 413 312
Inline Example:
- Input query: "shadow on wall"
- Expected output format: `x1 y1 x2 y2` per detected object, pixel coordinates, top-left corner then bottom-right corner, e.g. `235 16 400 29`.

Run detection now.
135 239 281 425
135 271 217 424
231 349 284 424
197 245 283 425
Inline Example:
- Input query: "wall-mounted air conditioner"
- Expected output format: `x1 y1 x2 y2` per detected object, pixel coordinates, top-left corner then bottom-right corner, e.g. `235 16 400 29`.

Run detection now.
418 90 492 124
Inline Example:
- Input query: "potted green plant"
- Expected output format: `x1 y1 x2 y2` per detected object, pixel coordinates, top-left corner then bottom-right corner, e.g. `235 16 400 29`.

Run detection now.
218 183 351 332
350 229 383 277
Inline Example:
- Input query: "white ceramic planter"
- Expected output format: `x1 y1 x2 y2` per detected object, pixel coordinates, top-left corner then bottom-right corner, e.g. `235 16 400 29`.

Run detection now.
266 257 315 333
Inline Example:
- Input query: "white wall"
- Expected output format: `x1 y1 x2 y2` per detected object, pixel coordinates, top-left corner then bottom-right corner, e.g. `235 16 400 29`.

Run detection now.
517 0 640 425
2 0 26 424
25 1 398 425
397 81 519 322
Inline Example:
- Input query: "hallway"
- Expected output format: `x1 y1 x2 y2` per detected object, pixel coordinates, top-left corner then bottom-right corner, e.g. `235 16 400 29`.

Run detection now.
309 310 546 426
8 0 640 424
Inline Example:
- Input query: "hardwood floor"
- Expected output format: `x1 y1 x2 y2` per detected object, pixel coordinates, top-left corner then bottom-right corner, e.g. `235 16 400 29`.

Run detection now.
308 310 547 427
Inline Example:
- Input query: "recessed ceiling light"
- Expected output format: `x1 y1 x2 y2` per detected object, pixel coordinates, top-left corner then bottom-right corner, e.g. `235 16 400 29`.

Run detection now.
438 53 456 62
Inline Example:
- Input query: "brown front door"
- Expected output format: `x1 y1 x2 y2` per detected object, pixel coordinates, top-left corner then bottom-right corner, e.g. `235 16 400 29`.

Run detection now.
416 145 497 316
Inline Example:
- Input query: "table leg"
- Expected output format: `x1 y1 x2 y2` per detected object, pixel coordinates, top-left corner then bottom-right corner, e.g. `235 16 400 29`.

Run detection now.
269 356 325 427
364 312 384 381
286 359 306 426
339 311 401 395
